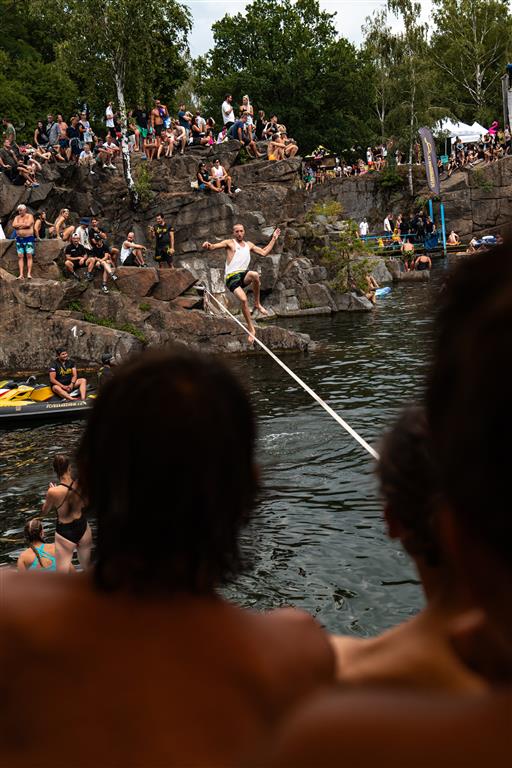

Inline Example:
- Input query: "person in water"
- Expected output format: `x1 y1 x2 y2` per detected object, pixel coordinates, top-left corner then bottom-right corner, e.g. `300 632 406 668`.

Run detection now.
49 348 87 400
17 519 56 572
330 405 485 692
42 454 92 572
0 348 334 767
202 223 281 343
414 253 432 271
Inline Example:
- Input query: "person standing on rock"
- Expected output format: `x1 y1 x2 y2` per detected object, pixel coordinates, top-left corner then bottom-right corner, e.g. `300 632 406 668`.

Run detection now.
202 224 281 344
221 94 235 130
12 204 35 280
149 213 175 269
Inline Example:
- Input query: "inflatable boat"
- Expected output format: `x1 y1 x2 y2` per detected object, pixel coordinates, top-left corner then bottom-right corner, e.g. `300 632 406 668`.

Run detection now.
0 379 95 429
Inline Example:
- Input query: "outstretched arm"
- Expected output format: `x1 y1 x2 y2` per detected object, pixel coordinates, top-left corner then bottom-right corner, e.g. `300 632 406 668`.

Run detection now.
202 239 231 251
250 228 281 257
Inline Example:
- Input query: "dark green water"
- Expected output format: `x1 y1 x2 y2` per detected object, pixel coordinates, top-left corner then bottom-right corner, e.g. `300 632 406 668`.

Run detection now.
0 270 441 635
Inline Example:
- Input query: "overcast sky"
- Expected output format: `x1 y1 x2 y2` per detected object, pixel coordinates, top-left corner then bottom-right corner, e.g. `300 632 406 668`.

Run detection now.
186 0 434 57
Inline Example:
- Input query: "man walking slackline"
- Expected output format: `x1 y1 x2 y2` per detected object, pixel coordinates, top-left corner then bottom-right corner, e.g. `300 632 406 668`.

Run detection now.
202 224 281 344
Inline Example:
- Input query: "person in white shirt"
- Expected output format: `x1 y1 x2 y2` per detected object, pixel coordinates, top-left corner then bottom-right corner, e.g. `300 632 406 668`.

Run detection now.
75 219 92 252
211 159 233 195
79 144 96 174
384 213 393 234
105 102 115 135
120 231 147 267
221 94 235 128
359 218 369 238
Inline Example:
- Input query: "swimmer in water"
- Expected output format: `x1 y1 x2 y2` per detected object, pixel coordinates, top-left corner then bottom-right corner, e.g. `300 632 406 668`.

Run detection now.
42 454 92 572
202 223 281 344
17 519 56 572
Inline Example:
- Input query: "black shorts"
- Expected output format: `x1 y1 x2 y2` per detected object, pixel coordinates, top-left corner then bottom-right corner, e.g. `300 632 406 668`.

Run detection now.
226 270 248 292
154 124 164 137
155 246 172 265
122 253 137 266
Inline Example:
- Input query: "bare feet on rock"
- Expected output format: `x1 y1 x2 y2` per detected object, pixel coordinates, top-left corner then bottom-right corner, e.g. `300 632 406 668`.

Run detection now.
254 304 268 317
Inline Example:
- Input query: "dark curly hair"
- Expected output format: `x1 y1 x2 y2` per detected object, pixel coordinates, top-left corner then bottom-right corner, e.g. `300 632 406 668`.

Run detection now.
427 242 512 566
77 348 258 595
377 405 441 566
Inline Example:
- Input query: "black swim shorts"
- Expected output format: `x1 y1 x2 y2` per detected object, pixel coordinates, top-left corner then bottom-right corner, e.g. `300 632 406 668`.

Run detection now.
226 270 248 292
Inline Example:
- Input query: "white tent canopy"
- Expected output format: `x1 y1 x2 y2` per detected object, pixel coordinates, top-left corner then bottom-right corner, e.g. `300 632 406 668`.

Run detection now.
434 118 487 144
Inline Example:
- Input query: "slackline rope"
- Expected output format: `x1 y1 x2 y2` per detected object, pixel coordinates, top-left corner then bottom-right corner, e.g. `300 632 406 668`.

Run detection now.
199 286 380 461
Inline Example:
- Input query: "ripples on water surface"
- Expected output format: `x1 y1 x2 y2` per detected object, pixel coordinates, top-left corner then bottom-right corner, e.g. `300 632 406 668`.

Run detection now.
0 271 442 635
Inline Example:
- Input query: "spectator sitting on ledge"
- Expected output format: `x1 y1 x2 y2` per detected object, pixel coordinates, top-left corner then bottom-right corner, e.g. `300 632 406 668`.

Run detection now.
197 161 221 193
228 113 262 158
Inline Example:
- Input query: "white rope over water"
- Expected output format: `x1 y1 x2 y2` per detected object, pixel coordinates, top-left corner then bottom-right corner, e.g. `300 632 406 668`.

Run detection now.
200 286 380 461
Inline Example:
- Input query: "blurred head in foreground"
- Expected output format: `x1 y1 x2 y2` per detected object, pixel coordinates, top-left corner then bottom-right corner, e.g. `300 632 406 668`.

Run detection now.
427 242 512 645
377 405 443 586
78 348 257 595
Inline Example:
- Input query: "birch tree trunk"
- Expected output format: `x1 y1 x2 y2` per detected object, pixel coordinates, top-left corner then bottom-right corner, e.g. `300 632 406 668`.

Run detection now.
114 68 139 209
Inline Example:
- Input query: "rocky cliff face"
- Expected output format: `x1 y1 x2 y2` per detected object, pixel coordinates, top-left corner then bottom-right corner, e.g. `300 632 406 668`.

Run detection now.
2 144 506 368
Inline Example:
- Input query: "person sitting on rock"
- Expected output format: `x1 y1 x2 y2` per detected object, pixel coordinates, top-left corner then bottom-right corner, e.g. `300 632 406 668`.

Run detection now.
202 224 281 344
54 208 75 242
280 129 299 158
365 273 379 305
196 162 221 194
447 230 460 246
228 113 262 158
149 213 175 269
143 129 158 161
86 231 118 293
34 211 55 240
79 143 96 175
64 232 88 280
170 120 186 155
262 114 279 139
75 218 93 254
120 231 147 267
49 348 87 401
102 134 120 168
12 204 35 279
267 133 287 161
89 217 119 267
211 158 234 195
190 117 209 147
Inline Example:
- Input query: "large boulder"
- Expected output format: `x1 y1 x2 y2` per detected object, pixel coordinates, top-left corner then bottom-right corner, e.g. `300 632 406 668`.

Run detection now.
152 267 197 301
0 238 64 279
333 292 374 311
115 266 159 298
8 278 86 312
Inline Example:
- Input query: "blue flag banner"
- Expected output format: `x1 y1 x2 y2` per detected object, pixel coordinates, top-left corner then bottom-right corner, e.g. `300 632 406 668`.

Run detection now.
418 126 440 196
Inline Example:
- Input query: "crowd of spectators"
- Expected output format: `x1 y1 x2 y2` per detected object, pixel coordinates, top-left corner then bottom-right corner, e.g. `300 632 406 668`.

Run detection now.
444 124 511 177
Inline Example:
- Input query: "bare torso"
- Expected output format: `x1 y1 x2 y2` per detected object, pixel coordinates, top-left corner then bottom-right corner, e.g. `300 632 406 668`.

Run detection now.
12 213 34 237
43 480 84 525
0 574 334 767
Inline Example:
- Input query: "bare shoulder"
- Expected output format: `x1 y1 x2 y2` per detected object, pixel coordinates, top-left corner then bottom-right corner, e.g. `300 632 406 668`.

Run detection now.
249 606 335 680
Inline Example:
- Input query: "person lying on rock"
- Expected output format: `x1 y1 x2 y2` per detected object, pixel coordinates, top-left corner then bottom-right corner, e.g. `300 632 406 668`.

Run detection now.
12 204 35 279
49 348 87 401
202 223 281 344
64 233 88 280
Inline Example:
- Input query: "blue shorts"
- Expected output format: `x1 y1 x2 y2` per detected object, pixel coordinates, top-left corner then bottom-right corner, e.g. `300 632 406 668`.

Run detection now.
16 236 35 256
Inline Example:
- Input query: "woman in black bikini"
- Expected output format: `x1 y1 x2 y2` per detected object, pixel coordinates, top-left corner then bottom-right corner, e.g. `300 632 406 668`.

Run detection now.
42 454 92 572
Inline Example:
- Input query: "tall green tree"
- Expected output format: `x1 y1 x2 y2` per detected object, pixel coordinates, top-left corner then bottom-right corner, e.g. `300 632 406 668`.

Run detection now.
0 0 77 136
431 0 512 123
196 0 374 155
362 9 401 145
